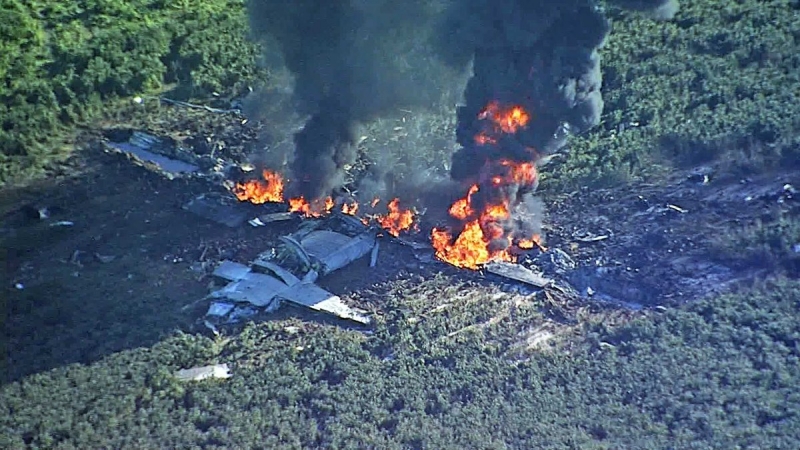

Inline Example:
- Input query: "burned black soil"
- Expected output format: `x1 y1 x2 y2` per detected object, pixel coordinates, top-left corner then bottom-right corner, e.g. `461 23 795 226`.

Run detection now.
542 167 799 308
2 106 797 384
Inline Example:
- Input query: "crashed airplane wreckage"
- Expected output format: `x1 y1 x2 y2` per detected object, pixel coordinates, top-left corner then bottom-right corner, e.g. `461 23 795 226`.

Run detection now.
201 215 551 327
102 129 555 326
205 216 376 326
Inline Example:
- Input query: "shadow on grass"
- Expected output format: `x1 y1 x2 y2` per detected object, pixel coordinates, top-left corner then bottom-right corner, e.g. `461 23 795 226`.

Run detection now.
0 147 263 384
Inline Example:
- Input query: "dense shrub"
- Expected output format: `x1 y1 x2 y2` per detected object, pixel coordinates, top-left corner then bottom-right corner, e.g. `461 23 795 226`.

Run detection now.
2 278 800 448
0 0 261 185
0 2 61 173
545 0 800 188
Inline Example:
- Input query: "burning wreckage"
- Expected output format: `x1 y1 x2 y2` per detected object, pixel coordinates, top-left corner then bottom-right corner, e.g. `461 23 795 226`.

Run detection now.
104 132 554 326
104 0 681 324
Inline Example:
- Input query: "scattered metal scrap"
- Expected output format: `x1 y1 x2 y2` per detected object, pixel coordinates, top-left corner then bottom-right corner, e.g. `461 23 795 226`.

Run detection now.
170 155 563 318
204 224 376 325
572 228 613 243
154 96 241 115
104 130 200 178
102 129 244 181
174 363 232 382
248 212 295 227
666 203 689 214
183 193 254 228
184 192 295 228
370 242 380 267
485 261 552 288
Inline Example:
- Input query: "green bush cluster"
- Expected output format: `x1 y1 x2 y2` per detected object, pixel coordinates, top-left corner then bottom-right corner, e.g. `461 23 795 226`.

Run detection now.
2 278 800 448
712 211 800 273
545 0 800 189
0 0 261 185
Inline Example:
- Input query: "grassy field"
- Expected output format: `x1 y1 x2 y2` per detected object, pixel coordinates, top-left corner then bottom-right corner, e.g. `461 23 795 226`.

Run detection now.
1 0 800 448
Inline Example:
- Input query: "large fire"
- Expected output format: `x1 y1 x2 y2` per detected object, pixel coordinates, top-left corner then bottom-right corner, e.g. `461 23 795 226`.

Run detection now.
233 169 284 204
375 198 417 237
288 196 334 217
233 101 544 269
474 101 530 145
233 170 417 236
431 102 543 269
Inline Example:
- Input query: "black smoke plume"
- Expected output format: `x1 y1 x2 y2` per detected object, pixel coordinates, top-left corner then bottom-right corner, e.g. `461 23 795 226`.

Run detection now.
436 0 680 172
430 0 679 251
246 0 678 212
246 0 444 201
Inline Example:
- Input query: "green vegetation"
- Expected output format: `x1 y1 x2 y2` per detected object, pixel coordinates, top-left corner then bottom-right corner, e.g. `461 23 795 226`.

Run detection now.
712 210 800 273
545 0 800 189
0 0 262 185
2 277 799 448
2 0 800 447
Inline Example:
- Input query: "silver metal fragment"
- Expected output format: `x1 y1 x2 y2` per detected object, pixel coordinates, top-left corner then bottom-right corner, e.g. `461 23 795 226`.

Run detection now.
370 242 380 267
174 363 232 382
280 283 370 325
49 221 74 227
252 259 301 286
206 302 235 317
300 230 376 275
183 194 250 228
666 204 688 213
249 212 294 227
106 131 199 176
212 260 252 282
485 261 552 288
210 272 289 308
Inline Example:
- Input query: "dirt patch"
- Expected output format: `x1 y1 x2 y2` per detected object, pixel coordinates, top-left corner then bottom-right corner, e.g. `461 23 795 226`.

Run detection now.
0 144 295 382
541 165 799 307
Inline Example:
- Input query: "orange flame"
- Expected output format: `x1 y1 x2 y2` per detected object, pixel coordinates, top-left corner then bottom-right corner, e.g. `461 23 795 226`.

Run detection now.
341 201 359 215
233 169 285 204
479 101 530 133
474 101 530 145
288 196 335 217
430 101 542 269
448 184 478 220
501 160 537 186
375 198 416 237
431 184 519 269
431 221 514 270
231 169 419 234
517 234 545 251
474 134 496 145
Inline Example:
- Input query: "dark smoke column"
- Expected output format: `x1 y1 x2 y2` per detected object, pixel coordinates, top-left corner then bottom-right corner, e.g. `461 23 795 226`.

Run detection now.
427 0 679 266
247 0 445 202
440 0 679 186
246 1 360 201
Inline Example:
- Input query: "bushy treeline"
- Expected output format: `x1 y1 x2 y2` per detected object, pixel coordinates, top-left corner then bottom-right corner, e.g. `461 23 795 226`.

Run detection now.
1 278 799 448
0 0 261 184
546 0 800 188
2 0 798 188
